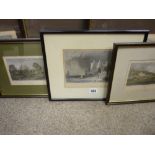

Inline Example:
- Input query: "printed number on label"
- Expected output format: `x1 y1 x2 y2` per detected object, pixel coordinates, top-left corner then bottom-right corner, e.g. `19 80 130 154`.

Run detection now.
89 88 97 94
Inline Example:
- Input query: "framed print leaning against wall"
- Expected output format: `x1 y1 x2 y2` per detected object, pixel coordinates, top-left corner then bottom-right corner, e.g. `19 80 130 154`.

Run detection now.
107 42 155 104
0 39 48 97
41 30 149 101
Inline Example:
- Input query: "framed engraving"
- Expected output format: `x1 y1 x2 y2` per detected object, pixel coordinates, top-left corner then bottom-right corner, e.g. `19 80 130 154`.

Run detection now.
0 39 48 97
3 56 46 86
63 49 111 88
41 30 149 101
107 42 155 104
126 61 155 86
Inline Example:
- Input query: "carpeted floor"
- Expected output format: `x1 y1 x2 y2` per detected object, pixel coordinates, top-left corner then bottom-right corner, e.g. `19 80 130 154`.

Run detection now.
0 98 155 135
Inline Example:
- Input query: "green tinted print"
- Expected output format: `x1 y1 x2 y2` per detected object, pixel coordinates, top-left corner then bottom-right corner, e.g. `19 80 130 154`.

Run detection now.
0 41 48 96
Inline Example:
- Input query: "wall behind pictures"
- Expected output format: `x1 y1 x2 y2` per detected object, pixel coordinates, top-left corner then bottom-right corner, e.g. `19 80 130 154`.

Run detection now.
89 19 155 42
0 19 155 39
23 19 89 37
89 19 155 33
0 19 89 38
0 19 23 37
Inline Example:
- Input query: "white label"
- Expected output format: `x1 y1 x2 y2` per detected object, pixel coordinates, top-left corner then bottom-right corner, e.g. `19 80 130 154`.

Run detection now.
89 88 97 94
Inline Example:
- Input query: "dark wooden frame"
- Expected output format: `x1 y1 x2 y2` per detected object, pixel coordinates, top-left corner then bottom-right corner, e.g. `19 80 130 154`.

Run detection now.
0 38 48 98
40 30 149 101
106 42 155 105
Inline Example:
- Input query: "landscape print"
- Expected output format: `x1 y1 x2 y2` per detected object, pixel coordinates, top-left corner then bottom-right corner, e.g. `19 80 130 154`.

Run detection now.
63 49 112 84
3 56 46 85
127 61 155 86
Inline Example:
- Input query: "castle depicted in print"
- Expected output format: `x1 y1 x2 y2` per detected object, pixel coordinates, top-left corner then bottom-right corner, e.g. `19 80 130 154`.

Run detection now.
63 49 112 83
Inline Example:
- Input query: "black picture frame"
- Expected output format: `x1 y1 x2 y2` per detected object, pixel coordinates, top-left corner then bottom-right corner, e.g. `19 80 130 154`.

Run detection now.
106 42 155 105
0 38 48 98
40 30 149 101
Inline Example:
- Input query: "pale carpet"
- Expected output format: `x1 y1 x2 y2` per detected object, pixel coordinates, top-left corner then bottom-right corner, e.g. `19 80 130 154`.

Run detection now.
0 98 155 134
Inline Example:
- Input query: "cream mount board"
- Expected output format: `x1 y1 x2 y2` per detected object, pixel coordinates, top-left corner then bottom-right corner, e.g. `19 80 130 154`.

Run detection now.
107 42 155 104
40 30 149 101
